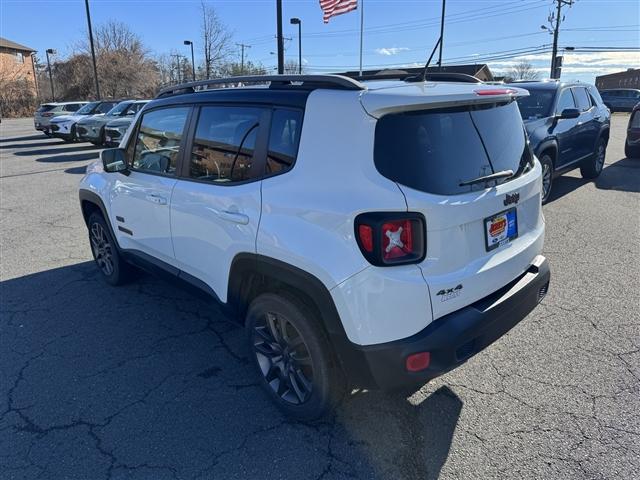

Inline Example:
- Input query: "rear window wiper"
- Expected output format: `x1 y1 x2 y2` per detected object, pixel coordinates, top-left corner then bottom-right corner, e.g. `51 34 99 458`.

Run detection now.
459 169 514 187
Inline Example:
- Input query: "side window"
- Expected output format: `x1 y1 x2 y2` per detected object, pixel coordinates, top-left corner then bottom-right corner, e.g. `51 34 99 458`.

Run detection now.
189 106 263 183
131 107 189 175
573 88 591 111
266 109 303 176
556 89 576 113
66 104 80 112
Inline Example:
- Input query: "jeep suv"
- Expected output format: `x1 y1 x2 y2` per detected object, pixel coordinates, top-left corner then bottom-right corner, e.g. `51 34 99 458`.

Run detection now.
509 80 610 203
79 75 550 420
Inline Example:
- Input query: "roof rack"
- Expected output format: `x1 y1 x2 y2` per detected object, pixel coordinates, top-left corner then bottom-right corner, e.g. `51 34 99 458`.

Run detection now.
156 74 366 98
342 71 482 84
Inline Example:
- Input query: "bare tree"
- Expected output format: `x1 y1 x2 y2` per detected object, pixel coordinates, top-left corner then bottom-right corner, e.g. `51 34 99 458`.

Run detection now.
200 1 232 78
283 60 306 75
508 61 540 81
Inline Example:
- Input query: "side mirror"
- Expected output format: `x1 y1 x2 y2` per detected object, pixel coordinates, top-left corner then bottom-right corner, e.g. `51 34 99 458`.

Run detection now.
101 148 128 174
558 108 580 119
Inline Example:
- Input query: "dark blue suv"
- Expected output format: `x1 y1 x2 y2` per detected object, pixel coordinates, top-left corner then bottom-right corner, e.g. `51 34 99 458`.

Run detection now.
508 80 611 203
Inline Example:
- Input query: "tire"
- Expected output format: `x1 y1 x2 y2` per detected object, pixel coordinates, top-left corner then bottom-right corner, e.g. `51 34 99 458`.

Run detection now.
87 212 132 286
580 137 606 179
625 142 640 159
539 153 554 204
246 293 345 421
69 124 77 143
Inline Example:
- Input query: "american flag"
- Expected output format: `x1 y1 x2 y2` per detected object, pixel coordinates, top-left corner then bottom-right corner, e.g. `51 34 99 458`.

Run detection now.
319 0 358 24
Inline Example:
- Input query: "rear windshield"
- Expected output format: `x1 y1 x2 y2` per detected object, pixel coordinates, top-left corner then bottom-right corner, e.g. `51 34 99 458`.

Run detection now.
516 89 555 119
37 104 56 113
374 101 532 195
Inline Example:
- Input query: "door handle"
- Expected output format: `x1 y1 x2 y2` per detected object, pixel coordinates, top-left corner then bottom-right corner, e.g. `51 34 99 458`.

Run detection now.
217 210 249 225
145 194 167 205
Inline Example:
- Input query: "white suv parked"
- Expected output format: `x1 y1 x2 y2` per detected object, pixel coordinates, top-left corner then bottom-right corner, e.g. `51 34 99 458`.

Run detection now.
79 74 550 420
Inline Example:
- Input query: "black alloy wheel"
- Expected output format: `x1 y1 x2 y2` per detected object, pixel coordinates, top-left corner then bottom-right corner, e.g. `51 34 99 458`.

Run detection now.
252 311 314 405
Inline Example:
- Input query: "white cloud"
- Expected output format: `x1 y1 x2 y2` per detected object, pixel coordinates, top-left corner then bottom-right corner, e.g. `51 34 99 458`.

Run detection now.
375 47 409 56
489 51 639 82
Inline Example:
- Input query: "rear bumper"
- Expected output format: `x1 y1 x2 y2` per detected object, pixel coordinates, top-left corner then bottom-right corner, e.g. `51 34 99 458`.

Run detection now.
346 255 550 390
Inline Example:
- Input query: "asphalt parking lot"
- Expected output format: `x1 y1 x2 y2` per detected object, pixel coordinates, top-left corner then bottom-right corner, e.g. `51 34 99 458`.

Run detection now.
1 115 638 480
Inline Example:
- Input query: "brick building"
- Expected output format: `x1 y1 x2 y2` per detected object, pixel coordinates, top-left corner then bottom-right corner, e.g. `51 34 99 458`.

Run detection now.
0 37 37 95
595 68 640 90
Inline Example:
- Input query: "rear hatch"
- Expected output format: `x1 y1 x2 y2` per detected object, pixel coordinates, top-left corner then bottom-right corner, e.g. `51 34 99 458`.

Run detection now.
365 84 544 319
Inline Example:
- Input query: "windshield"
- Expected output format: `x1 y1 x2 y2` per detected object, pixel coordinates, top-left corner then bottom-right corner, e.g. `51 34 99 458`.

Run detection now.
374 101 532 195
106 101 133 116
76 101 100 115
515 89 555 120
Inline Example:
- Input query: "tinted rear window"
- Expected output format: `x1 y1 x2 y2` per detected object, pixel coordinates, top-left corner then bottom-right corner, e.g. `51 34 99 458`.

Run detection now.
516 89 555 119
37 104 56 113
374 101 531 195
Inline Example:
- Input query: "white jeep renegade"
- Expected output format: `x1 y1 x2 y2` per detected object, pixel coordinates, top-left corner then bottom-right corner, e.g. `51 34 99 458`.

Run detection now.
79 74 550 420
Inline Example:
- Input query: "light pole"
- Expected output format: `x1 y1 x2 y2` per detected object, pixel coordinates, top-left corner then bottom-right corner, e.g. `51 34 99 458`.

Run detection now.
290 18 301 74
276 0 284 74
84 0 101 99
45 49 55 101
184 40 195 81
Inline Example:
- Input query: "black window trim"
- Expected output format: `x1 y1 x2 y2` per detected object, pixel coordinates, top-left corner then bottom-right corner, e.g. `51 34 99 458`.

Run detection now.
124 104 195 179
571 86 594 112
177 103 271 187
554 87 578 115
263 105 305 181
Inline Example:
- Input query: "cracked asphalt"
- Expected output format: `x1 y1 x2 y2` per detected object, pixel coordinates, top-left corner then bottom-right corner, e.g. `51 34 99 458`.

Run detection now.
1 115 639 479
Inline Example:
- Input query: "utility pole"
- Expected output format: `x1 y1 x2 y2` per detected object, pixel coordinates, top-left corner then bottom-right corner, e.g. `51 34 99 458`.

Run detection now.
236 43 251 74
45 49 55 101
84 0 101 99
549 0 573 79
276 0 284 74
171 54 183 83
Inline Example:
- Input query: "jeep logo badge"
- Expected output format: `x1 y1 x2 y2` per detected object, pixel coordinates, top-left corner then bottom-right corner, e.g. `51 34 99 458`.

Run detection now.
504 193 520 206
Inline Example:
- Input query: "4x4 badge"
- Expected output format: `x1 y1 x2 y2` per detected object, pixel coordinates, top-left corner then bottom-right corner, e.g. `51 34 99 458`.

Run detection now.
436 284 463 302
504 193 520 206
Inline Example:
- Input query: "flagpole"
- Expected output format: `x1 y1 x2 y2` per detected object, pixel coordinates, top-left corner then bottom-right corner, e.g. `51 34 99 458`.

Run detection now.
359 0 364 76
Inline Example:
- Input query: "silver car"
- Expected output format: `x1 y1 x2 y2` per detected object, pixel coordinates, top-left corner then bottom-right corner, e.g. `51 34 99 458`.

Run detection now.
34 102 87 135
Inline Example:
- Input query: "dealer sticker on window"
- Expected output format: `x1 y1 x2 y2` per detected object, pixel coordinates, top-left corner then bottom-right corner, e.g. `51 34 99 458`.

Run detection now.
485 208 518 251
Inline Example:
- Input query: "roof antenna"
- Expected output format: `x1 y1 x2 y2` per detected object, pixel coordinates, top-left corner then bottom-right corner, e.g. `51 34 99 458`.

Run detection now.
420 36 442 82
405 36 441 83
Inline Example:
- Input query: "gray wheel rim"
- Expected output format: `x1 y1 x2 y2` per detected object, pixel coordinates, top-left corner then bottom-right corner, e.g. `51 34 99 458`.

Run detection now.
90 223 114 276
541 160 552 199
252 312 314 405
595 143 605 172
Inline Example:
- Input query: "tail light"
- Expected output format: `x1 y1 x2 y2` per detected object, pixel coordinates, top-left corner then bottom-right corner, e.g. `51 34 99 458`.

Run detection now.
355 212 426 266
41 112 55 117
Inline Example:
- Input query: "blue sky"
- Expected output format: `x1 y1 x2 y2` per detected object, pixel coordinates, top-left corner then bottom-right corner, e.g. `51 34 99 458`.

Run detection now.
1 0 638 83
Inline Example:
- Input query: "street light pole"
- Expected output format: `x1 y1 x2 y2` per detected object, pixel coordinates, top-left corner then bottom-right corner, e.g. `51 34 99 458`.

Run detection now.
184 40 196 81
84 0 101 99
45 49 55 101
276 0 284 74
290 18 301 74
